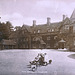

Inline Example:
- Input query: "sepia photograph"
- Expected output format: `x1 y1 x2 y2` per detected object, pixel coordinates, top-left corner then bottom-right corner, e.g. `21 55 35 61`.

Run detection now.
0 0 75 75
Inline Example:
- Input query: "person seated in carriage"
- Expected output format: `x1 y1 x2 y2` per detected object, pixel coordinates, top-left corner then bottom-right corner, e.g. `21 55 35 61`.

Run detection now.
34 53 46 65
30 53 47 66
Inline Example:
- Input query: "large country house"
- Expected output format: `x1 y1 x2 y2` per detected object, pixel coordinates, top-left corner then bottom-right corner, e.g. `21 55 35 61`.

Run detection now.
1 9 75 50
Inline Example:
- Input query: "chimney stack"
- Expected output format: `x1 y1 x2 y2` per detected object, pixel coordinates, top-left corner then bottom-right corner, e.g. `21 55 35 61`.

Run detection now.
33 20 36 27
47 17 50 25
63 15 65 21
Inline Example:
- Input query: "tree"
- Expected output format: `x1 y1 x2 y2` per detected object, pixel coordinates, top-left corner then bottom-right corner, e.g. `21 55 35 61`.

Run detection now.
0 21 14 41
6 21 14 33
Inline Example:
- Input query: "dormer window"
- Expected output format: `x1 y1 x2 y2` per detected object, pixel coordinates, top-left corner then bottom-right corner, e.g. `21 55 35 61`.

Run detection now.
48 29 51 32
37 29 40 33
48 29 54 32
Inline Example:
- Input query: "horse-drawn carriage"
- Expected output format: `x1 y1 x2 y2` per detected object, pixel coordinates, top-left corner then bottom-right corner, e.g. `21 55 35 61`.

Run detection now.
27 53 52 71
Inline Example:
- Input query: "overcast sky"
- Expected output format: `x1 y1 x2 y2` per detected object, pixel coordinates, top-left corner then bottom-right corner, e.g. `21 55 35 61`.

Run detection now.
0 0 75 27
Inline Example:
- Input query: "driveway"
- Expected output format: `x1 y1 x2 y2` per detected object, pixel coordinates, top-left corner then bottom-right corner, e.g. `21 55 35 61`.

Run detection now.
0 49 75 75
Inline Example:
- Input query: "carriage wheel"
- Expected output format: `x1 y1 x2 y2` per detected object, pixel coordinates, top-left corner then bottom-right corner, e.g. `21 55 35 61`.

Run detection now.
49 60 52 64
43 62 48 66
32 66 37 72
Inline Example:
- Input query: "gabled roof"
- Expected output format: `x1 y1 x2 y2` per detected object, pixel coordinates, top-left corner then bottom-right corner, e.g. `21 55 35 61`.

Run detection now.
70 9 75 19
70 9 75 23
30 24 48 33
63 17 70 25
21 21 62 34
40 40 46 44
30 22 62 33
59 39 66 43
9 31 17 39
22 25 31 32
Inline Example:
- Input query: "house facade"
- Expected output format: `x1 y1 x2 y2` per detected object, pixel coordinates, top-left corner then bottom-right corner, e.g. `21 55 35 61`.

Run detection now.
59 9 75 50
30 18 61 49
11 18 61 49
8 9 75 50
